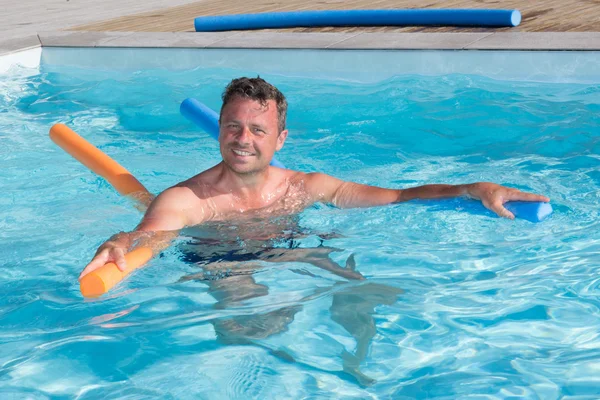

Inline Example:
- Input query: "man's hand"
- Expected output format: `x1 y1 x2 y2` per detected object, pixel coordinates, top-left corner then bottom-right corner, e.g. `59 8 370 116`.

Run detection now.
466 182 550 219
78 234 130 280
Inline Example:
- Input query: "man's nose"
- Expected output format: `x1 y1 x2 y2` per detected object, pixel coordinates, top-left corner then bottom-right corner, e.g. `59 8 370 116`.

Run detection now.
236 126 252 143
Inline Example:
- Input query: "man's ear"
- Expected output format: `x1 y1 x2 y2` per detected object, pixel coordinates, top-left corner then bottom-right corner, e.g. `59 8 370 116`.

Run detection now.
275 129 288 151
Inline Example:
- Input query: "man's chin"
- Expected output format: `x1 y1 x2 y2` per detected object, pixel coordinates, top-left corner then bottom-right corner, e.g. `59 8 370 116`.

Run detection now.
223 160 267 175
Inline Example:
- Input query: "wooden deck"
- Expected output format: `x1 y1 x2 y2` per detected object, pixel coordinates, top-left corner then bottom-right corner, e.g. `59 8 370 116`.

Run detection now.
71 0 600 33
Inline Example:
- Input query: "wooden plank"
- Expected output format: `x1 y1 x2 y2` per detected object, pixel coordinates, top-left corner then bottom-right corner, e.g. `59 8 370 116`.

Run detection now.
70 0 600 33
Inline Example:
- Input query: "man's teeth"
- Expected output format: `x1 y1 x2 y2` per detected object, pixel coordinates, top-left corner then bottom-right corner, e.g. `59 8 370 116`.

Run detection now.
233 149 252 156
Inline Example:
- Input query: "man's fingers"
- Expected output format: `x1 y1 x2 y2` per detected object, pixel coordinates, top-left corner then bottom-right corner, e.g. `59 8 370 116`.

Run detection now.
508 191 550 203
79 249 109 280
472 183 550 220
79 248 128 279
489 201 515 220
114 249 127 271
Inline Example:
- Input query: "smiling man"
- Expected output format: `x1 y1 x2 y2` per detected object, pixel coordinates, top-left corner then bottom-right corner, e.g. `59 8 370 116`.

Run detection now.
79 77 549 279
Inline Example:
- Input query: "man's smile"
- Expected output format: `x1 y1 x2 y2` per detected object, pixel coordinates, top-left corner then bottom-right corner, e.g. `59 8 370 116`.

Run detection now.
232 149 254 157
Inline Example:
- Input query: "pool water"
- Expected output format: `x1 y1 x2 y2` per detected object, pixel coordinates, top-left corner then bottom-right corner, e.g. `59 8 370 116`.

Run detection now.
1 48 600 399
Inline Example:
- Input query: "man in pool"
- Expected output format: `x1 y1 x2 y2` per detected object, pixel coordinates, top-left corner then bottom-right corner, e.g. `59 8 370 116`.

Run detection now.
79 76 549 279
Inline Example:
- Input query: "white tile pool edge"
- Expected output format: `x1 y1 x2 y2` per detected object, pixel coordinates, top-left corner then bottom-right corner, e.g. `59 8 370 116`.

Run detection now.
37 31 600 50
1 32 600 56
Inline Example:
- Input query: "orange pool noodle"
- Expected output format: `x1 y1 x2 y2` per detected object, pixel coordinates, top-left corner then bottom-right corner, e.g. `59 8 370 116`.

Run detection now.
50 123 156 297
79 247 154 297
49 123 150 201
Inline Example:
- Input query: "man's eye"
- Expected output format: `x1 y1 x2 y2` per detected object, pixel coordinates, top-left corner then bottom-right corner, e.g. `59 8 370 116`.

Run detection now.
253 128 265 134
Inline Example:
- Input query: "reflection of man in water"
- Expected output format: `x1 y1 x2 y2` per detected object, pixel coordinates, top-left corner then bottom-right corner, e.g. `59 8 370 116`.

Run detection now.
175 216 379 386
179 236 402 386
79 77 549 384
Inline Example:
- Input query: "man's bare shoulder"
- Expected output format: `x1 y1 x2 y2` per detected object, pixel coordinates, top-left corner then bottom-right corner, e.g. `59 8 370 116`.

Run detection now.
289 171 336 187
139 184 207 231
177 164 221 187
289 171 345 203
150 165 220 209
146 169 219 228
152 185 200 209
281 169 320 193
287 169 311 183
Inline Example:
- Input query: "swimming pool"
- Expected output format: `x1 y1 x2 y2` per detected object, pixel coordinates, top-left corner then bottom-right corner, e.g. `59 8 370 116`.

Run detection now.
2 47 600 398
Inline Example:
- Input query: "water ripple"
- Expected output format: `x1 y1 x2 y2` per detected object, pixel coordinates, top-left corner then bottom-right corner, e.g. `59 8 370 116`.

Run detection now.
1 60 599 398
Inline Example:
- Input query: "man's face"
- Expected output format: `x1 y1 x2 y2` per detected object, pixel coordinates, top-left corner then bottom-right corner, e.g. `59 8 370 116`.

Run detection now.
219 96 287 175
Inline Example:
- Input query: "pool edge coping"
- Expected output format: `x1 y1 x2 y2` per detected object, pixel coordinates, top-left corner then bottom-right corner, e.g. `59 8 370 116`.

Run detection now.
2 31 600 55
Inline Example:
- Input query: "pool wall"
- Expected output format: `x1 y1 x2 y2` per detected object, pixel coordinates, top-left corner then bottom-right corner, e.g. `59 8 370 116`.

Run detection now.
38 47 600 84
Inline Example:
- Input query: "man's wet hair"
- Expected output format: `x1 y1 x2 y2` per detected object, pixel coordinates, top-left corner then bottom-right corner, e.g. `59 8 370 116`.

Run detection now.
221 77 288 133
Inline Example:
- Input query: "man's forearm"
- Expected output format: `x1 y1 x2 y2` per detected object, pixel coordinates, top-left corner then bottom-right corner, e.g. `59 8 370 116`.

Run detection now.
99 230 176 255
96 231 133 254
397 183 472 202
81 229 178 279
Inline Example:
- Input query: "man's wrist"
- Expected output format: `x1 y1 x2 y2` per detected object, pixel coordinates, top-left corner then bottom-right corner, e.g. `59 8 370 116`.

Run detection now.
461 183 477 199
105 231 131 250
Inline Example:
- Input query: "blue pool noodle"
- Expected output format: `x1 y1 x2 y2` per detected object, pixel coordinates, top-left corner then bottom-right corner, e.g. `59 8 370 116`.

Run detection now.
194 9 521 31
424 199 552 222
180 98 285 168
505 201 552 223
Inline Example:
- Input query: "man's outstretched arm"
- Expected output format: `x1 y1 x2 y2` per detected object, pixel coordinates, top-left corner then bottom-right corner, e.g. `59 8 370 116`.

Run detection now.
303 173 549 219
79 186 201 279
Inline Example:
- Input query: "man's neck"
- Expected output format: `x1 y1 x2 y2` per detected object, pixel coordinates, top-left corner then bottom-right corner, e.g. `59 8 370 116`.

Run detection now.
217 163 277 201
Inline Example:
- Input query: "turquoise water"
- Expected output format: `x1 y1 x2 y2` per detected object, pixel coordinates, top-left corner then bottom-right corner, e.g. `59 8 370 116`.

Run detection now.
1 49 600 399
